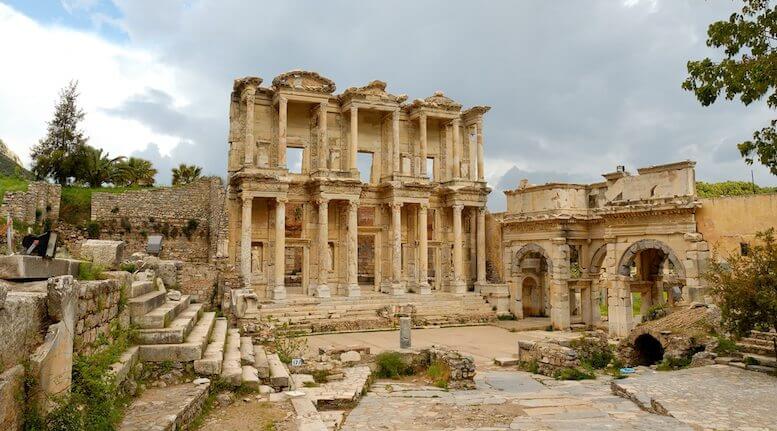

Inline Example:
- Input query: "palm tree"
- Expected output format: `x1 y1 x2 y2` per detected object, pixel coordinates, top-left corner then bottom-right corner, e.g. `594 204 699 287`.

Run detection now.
74 145 124 188
115 157 157 187
171 164 202 186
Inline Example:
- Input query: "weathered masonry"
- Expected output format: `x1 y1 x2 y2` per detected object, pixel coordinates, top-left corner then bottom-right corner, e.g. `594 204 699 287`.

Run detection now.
226 71 491 300
499 161 711 337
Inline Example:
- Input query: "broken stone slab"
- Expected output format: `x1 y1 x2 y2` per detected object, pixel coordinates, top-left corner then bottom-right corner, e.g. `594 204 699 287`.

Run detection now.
80 239 125 268
494 357 519 367
230 289 259 318
166 289 182 301
0 255 80 280
340 351 361 364
318 345 371 356
400 316 411 349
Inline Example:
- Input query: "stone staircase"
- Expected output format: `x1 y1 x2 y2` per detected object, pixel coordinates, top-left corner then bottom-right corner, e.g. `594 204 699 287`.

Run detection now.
735 330 777 371
251 291 496 334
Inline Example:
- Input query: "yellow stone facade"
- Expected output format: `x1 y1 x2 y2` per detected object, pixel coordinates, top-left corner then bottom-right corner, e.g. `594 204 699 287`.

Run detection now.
226 71 490 300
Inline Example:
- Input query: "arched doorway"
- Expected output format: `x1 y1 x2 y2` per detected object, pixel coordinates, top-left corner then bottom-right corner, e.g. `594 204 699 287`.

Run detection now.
521 276 542 316
633 333 664 365
617 239 687 318
512 244 552 317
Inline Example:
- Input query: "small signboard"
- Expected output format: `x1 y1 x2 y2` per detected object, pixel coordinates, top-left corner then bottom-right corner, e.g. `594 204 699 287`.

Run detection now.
291 358 303 367
147 235 163 255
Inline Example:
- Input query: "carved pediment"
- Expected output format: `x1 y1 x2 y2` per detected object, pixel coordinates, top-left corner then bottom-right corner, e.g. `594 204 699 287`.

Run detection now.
407 91 462 112
340 80 408 105
233 76 263 96
272 70 336 94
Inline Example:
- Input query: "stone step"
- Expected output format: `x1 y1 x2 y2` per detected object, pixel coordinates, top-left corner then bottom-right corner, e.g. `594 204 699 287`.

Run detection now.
133 295 193 329
194 317 228 376
743 353 777 368
740 337 775 348
128 280 155 298
254 345 270 379
737 342 776 357
240 336 255 365
319 411 345 431
750 330 777 342
135 303 204 345
290 395 328 431
128 290 167 318
118 381 210 431
267 353 291 389
108 346 139 387
138 312 216 362
220 328 242 386
241 365 260 390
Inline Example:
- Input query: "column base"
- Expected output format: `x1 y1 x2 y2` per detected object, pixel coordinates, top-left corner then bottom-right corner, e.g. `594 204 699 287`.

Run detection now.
271 284 287 301
473 281 490 294
345 283 361 298
380 280 405 296
315 283 331 298
416 282 431 295
444 279 467 294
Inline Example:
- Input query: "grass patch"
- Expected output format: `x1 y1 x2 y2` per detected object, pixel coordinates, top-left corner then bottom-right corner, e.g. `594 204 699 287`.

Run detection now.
272 324 308 364
0 175 29 205
426 360 451 389
714 335 738 356
78 262 105 280
553 367 596 380
570 336 614 370
518 360 539 374
374 351 414 379
656 355 692 371
119 262 137 273
497 313 517 321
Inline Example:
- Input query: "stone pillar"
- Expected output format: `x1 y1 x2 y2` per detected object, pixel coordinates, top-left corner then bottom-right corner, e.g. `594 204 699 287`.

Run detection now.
581 286 593 327
392 109 400 174
382 202 404 295
449 204 466 294
476 118 484 180
550 240 570 330
316 198 330 298
349 107 358 171
241 195 253 287
399 316 411 349
244 86 257 166
319 102 328 171
346 200 360 297
419 113 427 177
608 275 633 338
452 118 461 178
273 198 287 300
476 207 486 285
278 97 287 168
417 203 431 294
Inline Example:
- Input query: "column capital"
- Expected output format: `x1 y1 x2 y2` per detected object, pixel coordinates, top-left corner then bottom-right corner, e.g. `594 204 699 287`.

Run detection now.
452 203 464 212
241 192 254 202
419 202 429 210
477 206 486 215
276 196 289 204
348 200 359 210
390 202 403 210
315 197 329 206
452 117 461 126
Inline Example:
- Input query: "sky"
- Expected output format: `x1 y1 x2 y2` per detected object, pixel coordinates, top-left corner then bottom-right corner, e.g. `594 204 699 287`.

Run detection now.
0 0 775 211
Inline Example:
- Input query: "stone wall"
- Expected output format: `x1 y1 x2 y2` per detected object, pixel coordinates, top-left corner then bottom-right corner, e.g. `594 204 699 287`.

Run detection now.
516 340 580 376
179 262 219 303
485 212 503 282
0 290 47 374
74 277 128 355
422 346 476 389
90 178 226 262
0 181 61 225
696 193 777 257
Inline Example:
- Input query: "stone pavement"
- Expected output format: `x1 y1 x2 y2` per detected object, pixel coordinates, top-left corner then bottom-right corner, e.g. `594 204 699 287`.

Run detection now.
342 371 691 430
612 365 777 430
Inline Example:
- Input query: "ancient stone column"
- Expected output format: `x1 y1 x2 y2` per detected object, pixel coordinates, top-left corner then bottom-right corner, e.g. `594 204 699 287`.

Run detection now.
391 202 402 286
278 96 288 168
273 197 287 300
349 107 358 172
399 316 411 349
476 118 484 181
392 109 400 174
319 102 328 171
241 195 253 287
316 198 330 298
581 286 593 327
244 86 257 167
452 118 461 178
417 203 431 294
346 200 360 297
452 204 464 292
608 275 633 338
476 207 486 284
419 113 427 177
550 240 571 330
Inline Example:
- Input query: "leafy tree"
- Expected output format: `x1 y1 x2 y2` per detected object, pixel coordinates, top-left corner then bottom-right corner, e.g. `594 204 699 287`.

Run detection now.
683 1 777 175
171 163 202 186
697 180 777 198
114 157 157 187
74 145 124 188
30 81 87 184
705 228 777 362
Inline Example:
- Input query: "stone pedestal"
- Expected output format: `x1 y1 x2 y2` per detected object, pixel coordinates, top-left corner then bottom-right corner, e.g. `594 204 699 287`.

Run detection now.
399 316 411 349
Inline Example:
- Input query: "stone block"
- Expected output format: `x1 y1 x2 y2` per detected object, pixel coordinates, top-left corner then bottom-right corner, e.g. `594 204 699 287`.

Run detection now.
0 255 80 280
0 365 24 430
81 240 125 268
0 282 6 309
340 351 361 364
157 260 182 288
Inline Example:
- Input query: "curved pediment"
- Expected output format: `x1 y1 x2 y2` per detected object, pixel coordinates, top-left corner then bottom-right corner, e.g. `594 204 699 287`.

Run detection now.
233 76 263 97
407 91 462 112
271 70 336 94
340 80 408 105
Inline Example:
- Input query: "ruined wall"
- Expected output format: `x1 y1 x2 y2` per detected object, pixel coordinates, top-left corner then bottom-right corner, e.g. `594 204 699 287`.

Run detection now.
485 212 503 282
179 262 219 303
0 182 61 225
0 291 47 374
90 178 226 262
75 277 127 355
696 193 777 257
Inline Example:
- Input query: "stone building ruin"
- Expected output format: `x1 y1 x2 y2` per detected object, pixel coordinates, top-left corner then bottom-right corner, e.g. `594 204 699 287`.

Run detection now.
226 71 491 300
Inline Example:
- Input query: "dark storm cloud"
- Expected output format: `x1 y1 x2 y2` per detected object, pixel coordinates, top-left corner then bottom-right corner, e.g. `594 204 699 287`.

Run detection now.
103 0 776 204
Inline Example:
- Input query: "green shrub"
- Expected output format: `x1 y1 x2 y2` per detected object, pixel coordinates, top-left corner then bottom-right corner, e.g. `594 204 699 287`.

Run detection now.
519 360 539 374
374 351 413 379
497 313 517 321
85 221 101 239
714 335 738 355
553 367 595 380
644 304 667 322
183 219 199 239
273 324 308 364
119 262 137 273
744 356 759 366
570 336 614 369
656 355 692 371
78 262 104 280
426 360 450 389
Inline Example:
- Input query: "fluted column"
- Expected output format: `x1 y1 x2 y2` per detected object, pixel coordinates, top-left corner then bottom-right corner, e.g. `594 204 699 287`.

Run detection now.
278 97 287 168
452 118 461 178
319 102 328 171
419 113 427 177
392 109 400 174
391 203 402 283
243 86 257 166
273 197 287 300
417 203 431 294
476 118 484 181
346 200 360 297
476 207 486 284
316 198 330 298
451 204 464 293
240 195 253 287
349 107 358 172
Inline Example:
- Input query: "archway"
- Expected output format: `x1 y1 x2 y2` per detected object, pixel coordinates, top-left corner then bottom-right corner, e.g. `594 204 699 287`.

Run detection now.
617 239 686 279
633 333 664 365
521 276 542 317
512 244 552 316
617 239 686 318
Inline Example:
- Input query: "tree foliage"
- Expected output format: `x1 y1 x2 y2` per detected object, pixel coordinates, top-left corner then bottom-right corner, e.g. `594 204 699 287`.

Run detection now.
114 157 157 187
171 163 202 186
30 81 87 184
74 145 124 188
683 0 777 174
705 228 777 360
696 180 777 197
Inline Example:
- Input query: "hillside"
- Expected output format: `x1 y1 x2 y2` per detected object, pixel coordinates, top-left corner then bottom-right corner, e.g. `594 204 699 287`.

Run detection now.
0 139 31 179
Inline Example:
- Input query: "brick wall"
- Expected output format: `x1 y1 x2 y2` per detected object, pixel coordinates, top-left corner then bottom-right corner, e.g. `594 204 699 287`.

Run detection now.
74 277 128 355
0 182 61 225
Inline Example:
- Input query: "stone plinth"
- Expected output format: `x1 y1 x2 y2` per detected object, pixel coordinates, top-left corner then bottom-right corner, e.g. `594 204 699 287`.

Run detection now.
80 239 125 268
0 255 80 280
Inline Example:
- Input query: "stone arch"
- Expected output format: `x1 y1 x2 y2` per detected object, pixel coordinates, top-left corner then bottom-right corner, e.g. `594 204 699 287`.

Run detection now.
616 239 686 279
513 243 553 274
588 244 608 275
